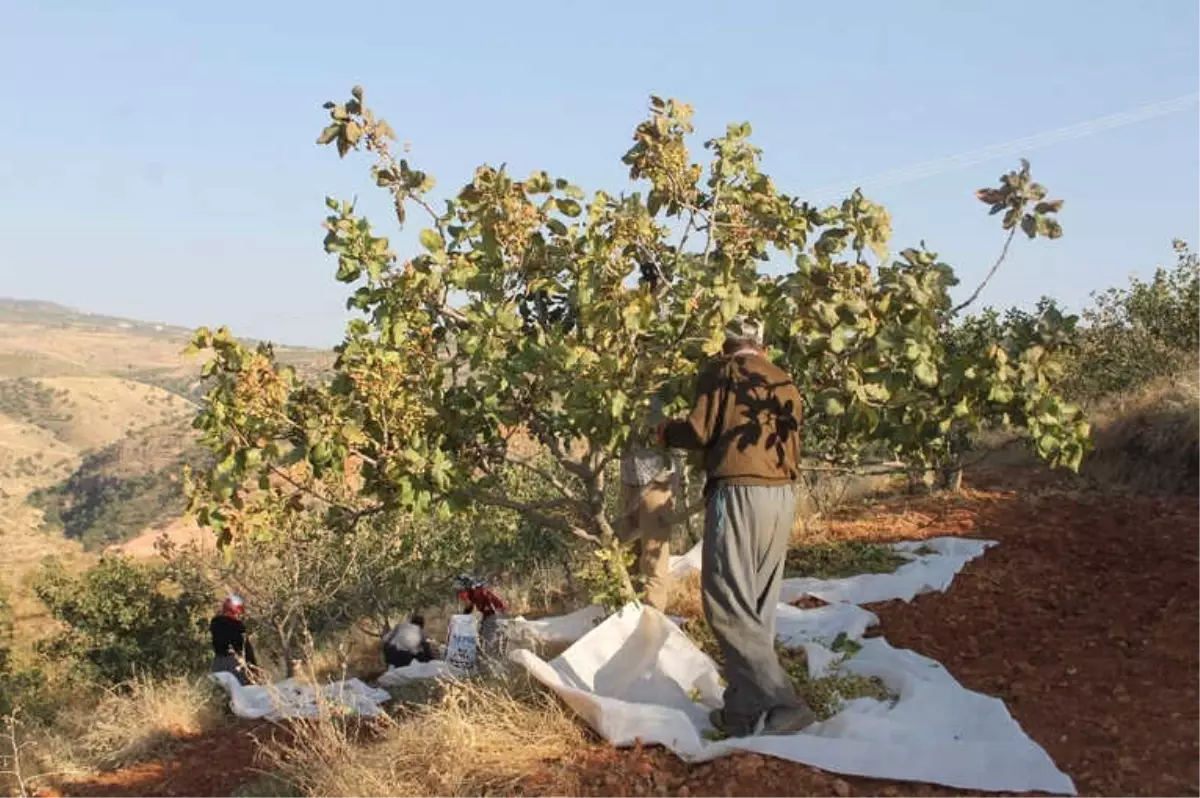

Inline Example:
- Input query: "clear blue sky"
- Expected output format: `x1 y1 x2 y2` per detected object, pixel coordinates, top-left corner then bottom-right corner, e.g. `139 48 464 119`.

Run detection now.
2 0 1196 348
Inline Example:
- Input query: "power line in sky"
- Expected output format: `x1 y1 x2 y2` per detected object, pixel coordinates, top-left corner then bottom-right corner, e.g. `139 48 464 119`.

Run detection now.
805 93 1200 204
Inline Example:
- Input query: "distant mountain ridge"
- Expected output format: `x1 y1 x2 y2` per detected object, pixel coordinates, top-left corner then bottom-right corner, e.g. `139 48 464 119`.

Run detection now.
0 298 196 339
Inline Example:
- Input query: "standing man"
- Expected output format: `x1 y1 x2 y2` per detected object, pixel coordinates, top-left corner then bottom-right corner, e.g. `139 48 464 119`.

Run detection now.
656 316 815 737
618 398 677 611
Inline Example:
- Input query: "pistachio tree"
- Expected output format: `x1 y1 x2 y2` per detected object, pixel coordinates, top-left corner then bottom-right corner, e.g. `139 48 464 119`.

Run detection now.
185 88 1089 597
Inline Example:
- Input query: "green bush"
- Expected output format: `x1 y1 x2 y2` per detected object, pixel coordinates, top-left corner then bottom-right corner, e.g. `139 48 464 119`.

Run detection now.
31 556 212 685
1066 240 1199 401
0 588 53 721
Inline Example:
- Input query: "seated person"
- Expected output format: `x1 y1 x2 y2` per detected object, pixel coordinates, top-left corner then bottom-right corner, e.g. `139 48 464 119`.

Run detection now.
210 594 258 684
381 614 436 668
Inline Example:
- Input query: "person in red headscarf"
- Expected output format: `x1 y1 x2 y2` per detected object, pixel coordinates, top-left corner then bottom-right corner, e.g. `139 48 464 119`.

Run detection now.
454 575 507 657
210 594 258 684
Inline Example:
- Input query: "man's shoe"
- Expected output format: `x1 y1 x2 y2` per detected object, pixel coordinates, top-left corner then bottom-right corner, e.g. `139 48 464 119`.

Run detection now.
761 703 817 735
708 708 753 738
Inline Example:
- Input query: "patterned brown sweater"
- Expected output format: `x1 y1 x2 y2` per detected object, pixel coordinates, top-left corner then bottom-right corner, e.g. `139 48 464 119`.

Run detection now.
661 351 803 497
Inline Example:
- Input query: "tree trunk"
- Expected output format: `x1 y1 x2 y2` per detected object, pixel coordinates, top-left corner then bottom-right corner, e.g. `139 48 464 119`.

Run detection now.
561 552 578 595
906 468 932 495
678 457 697 546
277 623 296 678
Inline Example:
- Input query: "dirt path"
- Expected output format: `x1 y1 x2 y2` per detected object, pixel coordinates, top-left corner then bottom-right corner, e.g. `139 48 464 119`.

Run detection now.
51 469 1198 797
48 722 285 798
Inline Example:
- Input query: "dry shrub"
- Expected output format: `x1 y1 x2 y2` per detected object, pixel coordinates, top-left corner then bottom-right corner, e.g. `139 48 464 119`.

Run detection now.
665 571 702 620
260 673 587 797
64 675 226 769
305 625 390 685
792 467 902 541
1083 368 1199 495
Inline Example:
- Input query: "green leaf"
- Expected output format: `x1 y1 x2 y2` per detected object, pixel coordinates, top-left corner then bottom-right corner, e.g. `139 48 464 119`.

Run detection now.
420 229 444 252
556 198 582 218
824 395 846 416
1021 215 1037 239
914 361 938 387
611 391 628 419
860 382 890 403
316 123 341 145
829 326 851 354
987 383 1014 404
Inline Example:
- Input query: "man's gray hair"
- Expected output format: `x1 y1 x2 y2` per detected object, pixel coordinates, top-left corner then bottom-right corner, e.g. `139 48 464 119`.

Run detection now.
724 315 764 347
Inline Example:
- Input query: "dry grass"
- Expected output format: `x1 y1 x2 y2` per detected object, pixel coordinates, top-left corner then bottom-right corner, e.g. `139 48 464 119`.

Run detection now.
56 675 227 770
1083 368 1199 495
260 673 587 797
665 571 703 619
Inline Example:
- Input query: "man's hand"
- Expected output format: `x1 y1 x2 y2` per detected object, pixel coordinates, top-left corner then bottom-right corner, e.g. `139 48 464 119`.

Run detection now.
654 418 671 447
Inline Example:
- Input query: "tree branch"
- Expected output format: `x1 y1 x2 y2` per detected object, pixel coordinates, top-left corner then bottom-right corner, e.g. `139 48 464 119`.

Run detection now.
499 450 580 500
223 422 384 526
949 225 1017 317
534 420 592 483
467 489 599 544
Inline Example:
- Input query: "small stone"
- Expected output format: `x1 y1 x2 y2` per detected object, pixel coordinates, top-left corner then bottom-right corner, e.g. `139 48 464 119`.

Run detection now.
832 778 852 797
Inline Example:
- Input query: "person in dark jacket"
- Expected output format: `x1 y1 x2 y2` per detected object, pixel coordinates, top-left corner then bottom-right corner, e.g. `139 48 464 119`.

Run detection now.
656 316 816 738
381 614 436 668
210 594 258 685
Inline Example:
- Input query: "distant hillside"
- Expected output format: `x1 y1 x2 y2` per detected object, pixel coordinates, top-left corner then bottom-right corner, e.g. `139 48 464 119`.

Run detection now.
0 298 333 640
0 298 195 338
29 417 212 551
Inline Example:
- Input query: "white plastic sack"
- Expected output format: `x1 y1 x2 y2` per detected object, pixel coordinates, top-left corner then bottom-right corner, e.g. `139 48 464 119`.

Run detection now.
511 605 1075 795
376 660 462 687
668 540 703 578
445 613 479 671
210 671 390 720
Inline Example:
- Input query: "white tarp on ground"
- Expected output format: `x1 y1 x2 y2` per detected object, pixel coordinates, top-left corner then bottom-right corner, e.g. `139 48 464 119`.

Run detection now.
376 660 462 687
210 671 391 720
500 604 607 649
511 537 1077 795
671 536 996 606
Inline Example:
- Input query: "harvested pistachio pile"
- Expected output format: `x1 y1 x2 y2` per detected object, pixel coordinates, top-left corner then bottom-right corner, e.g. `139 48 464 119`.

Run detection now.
784 540 910 579
684 618 896 722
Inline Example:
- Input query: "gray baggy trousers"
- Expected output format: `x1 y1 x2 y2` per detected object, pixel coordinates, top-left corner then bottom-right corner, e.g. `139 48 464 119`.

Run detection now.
702 483 801 733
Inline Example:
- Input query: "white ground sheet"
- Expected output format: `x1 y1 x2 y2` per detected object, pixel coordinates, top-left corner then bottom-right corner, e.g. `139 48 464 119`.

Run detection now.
501 604 608 651
510 537 1077 795
377 660 463 687
210 671 391 720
